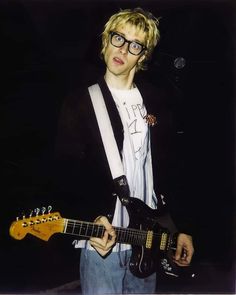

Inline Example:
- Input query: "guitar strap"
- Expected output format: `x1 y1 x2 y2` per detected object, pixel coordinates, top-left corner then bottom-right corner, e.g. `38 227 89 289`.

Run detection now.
88 83 130 205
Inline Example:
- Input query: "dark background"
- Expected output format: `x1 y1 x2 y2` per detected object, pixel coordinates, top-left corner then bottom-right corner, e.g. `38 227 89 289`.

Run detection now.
1 0 235 293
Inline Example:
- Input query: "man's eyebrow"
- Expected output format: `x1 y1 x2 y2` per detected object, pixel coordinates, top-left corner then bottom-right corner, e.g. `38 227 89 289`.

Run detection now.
114 31 144 44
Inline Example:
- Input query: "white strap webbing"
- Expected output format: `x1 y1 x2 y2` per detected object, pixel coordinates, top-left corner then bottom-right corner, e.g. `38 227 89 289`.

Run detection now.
88 84 124 179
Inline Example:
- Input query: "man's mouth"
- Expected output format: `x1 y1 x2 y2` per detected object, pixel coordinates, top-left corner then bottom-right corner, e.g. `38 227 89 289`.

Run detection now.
113 57 124 65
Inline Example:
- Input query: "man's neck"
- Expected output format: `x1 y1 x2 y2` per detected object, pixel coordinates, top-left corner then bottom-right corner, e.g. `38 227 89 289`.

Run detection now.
104 71 135 90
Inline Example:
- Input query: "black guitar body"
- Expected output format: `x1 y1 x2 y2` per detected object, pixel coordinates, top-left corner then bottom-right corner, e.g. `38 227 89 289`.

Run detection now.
124 197 178 278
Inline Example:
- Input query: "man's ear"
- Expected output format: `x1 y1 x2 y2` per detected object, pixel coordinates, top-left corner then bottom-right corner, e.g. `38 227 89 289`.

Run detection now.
139 53 146 63
137 52 147 68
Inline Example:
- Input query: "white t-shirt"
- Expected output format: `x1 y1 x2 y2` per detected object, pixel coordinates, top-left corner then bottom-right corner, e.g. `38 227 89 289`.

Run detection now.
109 86 157 251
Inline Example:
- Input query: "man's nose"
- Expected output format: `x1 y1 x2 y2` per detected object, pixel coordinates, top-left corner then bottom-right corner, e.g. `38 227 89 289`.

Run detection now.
119 42 129 54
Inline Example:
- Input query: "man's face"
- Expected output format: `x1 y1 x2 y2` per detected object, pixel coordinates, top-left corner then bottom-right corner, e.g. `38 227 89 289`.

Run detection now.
104 23 146 78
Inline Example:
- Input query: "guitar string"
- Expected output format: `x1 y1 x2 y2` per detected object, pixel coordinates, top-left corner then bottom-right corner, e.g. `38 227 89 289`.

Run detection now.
47 218 164 239
66 220 152 235
24 217 166 240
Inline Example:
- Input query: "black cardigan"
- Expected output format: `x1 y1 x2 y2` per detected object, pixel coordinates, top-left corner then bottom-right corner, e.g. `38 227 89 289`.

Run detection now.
53 76 192 234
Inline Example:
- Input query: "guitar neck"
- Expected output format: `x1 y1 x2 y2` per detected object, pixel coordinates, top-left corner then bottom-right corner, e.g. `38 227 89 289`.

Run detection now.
63 218 148 246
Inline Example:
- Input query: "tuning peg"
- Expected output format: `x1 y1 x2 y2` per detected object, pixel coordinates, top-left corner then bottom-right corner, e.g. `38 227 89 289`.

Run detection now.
41 207 46 215
29 209 33 218
21 211 26 219
48 205 52 213
34 208 40 216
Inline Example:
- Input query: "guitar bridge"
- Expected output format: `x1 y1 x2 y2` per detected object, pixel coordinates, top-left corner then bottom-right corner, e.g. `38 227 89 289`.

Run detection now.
146 231 153 249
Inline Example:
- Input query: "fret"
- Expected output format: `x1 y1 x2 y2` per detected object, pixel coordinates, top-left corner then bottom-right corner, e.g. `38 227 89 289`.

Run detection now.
79 222 89 237
63 219 68 233
91 223 97 237
116 228 125 243
122 228 129 243
97 225 105 238
71 221 75 234
128 231 136 245
64 219 75 234
73 221 81 235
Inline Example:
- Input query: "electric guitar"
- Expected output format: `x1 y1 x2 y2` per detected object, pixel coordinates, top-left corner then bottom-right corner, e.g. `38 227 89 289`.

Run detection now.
9 197 190 278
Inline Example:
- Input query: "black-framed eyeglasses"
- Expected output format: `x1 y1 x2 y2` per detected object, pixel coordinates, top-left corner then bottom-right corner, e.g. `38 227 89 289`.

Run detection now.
109 31 146 56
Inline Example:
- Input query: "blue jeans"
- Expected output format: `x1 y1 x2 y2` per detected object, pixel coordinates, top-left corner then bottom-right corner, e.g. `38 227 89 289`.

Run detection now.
80 248 157 294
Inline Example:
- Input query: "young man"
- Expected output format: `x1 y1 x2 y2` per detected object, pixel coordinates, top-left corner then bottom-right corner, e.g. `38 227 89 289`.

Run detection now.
55 7 194 294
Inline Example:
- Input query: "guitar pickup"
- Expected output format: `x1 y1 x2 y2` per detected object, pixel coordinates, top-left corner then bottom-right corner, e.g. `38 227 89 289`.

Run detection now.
160 232 168 251
146 231 153 249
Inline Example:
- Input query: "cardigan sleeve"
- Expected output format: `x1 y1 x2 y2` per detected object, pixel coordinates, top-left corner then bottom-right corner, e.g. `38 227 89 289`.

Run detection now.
51 86 117 220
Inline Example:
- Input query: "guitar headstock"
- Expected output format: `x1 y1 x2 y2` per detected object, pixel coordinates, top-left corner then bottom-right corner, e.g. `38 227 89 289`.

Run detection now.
9 206 64 241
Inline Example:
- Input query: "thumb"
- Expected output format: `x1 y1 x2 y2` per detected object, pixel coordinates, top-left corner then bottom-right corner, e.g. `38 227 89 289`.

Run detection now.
174 243 183 261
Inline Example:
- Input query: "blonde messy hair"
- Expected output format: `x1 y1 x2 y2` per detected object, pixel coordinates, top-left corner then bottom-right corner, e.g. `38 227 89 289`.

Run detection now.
101 7 160 71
